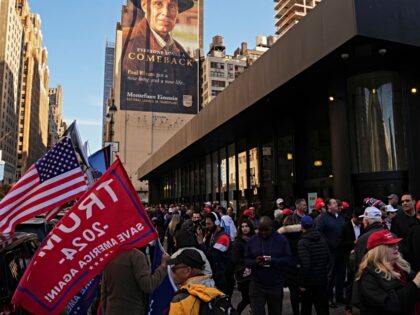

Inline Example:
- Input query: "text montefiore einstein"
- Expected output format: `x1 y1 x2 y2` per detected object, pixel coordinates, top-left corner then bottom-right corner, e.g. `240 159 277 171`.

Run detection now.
127 92 178 101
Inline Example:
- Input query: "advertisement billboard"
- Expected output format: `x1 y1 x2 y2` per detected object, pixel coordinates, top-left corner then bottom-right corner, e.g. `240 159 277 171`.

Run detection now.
120 0 199 113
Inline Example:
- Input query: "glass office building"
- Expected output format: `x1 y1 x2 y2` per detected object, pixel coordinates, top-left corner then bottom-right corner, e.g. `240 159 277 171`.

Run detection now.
138 0 420 214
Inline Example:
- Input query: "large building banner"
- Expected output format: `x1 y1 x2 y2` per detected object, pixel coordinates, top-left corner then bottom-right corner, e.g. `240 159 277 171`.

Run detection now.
120 0 199 113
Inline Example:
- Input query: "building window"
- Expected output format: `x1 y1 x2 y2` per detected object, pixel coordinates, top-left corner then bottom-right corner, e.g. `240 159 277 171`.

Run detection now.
238 150 248 197
212 151 219 200
228 143 237 210
249 148 260 195
211 90 220 97
220 148 227 207
211 80 225 88
348 71 407 173
206 154 211 197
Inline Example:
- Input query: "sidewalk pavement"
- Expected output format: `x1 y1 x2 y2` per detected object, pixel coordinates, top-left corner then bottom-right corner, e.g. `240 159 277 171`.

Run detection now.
231 287 360 314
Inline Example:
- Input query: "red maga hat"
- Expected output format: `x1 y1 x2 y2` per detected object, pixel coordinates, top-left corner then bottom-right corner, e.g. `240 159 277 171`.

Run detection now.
243 209 255 219
341 201 350 209
367 230 402 251
282 209 294 216
315 201 325 211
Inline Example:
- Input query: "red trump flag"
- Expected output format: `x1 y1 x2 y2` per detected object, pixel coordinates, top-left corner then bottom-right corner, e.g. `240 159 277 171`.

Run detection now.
12 158 158 315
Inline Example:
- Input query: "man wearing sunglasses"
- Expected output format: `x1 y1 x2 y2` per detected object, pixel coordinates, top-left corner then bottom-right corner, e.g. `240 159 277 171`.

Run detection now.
168 249 225 315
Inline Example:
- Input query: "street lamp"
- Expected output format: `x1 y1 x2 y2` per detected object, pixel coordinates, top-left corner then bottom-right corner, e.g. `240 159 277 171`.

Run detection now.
106 98 117 142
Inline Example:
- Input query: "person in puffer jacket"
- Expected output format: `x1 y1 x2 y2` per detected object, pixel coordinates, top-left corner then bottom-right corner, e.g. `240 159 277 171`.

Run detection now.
169 249 225 315
278 215 303 315
298 215 330 315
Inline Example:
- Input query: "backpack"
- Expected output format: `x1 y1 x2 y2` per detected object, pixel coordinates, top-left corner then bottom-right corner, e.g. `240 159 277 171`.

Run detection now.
199 295 238 315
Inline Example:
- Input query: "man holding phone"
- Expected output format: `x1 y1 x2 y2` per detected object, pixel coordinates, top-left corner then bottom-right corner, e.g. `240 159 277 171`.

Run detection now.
245 217 292 314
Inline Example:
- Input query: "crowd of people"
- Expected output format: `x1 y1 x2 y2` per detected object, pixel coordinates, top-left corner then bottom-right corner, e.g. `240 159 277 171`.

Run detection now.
100 193 420 315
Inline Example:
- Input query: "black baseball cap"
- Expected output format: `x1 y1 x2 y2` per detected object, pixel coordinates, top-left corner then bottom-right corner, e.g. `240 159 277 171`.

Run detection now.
168 249 205 269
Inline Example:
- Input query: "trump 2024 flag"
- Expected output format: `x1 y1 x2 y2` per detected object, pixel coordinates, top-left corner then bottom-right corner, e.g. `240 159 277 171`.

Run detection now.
12 158 158 315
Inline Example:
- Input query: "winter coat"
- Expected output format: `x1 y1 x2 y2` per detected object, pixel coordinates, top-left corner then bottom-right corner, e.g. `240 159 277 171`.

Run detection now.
278 224 302 287
231 237 251 283
316 211 346 251
341 220 364 255
101 249 167 315
169 275 223 315
401 219 420 272
297 229 330 287
245 232 291 289
357 265 420 315
391 211 415 238
354 222 385 271
199 229 230 291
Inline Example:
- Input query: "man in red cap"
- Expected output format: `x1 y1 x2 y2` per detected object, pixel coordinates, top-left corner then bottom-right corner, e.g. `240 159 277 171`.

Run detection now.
243 207 259 230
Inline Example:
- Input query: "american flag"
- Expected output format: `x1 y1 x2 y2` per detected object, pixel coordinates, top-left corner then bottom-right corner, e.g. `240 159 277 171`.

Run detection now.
0 137 88 234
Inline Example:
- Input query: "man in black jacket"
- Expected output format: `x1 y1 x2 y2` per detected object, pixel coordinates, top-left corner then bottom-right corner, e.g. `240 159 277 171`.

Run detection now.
196 212 231 293
341 210 364 314
354 207 385 272
401 200 420 272
298 215 330 315
391 193 416 238
316 198 347 307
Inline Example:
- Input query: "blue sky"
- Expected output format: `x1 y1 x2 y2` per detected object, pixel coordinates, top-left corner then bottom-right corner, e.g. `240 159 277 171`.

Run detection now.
30 0 275 153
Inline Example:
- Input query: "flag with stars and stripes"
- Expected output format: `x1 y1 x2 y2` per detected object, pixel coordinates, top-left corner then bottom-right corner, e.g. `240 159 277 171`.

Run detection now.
0 137 88 234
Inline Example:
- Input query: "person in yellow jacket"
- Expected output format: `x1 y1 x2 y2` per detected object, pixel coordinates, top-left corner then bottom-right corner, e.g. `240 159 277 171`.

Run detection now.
168 249 225 315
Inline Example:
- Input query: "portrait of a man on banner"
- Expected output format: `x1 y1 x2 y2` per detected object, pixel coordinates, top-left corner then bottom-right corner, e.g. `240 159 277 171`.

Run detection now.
121 0 199 113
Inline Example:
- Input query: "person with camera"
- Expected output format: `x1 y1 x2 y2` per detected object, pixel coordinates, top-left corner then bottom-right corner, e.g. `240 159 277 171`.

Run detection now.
245 216 291 315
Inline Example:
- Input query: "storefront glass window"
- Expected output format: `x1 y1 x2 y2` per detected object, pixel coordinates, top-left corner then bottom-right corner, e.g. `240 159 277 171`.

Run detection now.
206 155 211 199
199 158 206 199
220 148 227 208
228 144 237 211
176 169 181 198
190 163 195 197
212 151 219 201
348 72 407 173
238 150 248 197
249 147 260 195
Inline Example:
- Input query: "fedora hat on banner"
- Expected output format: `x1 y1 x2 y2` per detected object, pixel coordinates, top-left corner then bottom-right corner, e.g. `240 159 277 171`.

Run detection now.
139 0 194 13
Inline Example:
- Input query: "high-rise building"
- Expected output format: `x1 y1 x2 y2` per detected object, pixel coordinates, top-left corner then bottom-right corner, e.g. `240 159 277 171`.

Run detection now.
274 0 321 37
0 0 24 183
48 85 64 148
202 36 247 108
233 35 279 66
102 41 115 143
106 0 203 203
202 35 278 108
16 1 50 178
